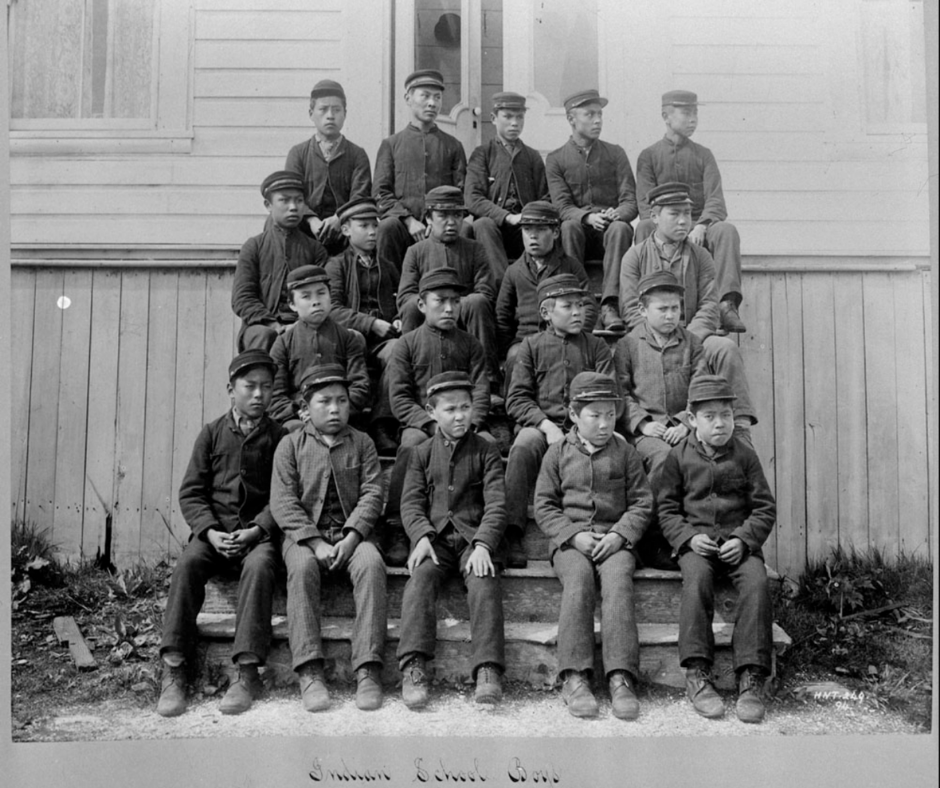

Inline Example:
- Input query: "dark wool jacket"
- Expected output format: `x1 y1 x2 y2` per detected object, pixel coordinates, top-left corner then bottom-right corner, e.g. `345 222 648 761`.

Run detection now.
232 225 329 328
178 411 286 542
396 236 496 309
401 429 507 553
534 429 652 556
465 138 549 223
545 137 638 224
373 123 467 221
656 433 776 556
285 136 373 220
269 315 369 422
271 423 384 545
325 247 400 336
495 247 597 349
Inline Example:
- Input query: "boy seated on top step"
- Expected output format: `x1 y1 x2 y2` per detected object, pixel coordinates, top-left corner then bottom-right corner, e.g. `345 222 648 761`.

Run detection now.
157 350 286 718
269 265 370 431
270 363 388 713
504 274 614 568
534 372 652 720
656 374 776 724
396 371 508 709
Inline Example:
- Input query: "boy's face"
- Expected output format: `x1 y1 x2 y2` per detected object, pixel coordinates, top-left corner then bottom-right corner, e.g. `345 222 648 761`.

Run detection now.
309 96 346 139
341 216 378 253
228 366 274 419
541 295 585 336
265 188 305 230
652 204 692 243
418 288 461 330
493 109 525 142
305 383 350 435
568 104 603 140
689 400 735 448
427 389 473 441
663 104 697 138
570 400 618 448
289 282 332 325
641 291 682 336
521 224 558 257
427 208 464 243
406 87 442 124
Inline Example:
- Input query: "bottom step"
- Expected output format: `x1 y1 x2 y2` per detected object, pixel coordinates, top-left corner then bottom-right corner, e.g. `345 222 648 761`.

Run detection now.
197 614 791 692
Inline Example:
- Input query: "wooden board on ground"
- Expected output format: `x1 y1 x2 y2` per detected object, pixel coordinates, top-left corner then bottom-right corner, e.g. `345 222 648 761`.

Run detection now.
52 616 97 671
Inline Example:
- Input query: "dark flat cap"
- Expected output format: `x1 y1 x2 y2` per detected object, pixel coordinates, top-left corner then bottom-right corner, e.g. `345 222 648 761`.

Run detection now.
286 265 330 290
425 185 467 212
648 181 693 208
418 266 467 295
426 370 473 398
405 69 445 92
261 170 305 198
492 91 527 111
662 90 698 107
687 374 736 405
300 363 349 397
519 201 560 226
638 270 685 298
310 79 346 102
569 371 620 403
563 88 608 112
337 197 379 224
229 349 277 381
537 274 585 305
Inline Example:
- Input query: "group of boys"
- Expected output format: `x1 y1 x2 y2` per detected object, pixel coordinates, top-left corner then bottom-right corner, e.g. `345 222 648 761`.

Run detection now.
156 71 776 725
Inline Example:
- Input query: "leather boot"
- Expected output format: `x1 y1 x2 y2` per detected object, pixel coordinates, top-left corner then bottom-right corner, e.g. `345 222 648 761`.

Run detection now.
685 663 725 719
156 662 188 718
735 667 767 723
401 655 430 709
561 670 599 718
297 660 331 713
355 663 384 711
608 670 640 720
474 663 503 704
220 663 263 715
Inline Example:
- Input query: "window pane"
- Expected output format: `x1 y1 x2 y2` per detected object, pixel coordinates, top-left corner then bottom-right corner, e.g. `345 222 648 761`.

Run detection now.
415 0 462 114
533 0 598 107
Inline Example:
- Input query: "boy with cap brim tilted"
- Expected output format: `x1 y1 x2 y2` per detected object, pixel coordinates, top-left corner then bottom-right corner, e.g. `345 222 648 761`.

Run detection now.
635 91 745 333
619 182 758 443
285 79 373 256
384 267 493 566
503 273 613 569
397 371 508 708
233 171 329 352
325 197 402 454
545 89 637 334
269 265 370 430
656 374 776 723
465 92 550 288
373 69 469 271
534 372 652 720
157 350 286 718
396 185 499 383
270 363 388 712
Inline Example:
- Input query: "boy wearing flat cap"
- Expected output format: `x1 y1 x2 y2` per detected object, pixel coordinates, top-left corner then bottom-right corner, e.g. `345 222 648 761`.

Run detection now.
396 185 499 382
504 274 614 568
325 197 402 453
373 69 469 271
635 91 745 333
534 372 652 720
385 267 493 566
619 182 757 438
397 371 508 708
545 89 637 334
158 350 286 718
656 374 776 723
269 265 370 429
465 92 550 288
270 363 388 712
233 171 330 352
285 79 373 256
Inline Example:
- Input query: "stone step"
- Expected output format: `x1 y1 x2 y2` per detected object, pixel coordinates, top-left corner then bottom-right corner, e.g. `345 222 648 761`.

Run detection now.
196 614 791 691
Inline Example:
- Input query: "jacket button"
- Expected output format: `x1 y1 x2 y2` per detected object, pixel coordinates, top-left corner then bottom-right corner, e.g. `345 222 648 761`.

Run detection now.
240 470 247 476
447 510 453 516
448 485 454 491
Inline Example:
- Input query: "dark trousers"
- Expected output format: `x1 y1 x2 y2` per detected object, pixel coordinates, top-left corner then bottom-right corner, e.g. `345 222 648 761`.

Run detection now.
397 527 506 676
504 426 548 534
385 427 432 524
472 217 524 290
678 551 772 673
367 337 398 424
559 219 633 308
552 545 640 680
160 536 280 664
282 535 387 671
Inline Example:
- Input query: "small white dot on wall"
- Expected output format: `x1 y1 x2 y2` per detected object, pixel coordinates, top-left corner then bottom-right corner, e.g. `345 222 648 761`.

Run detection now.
57 296 71 310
